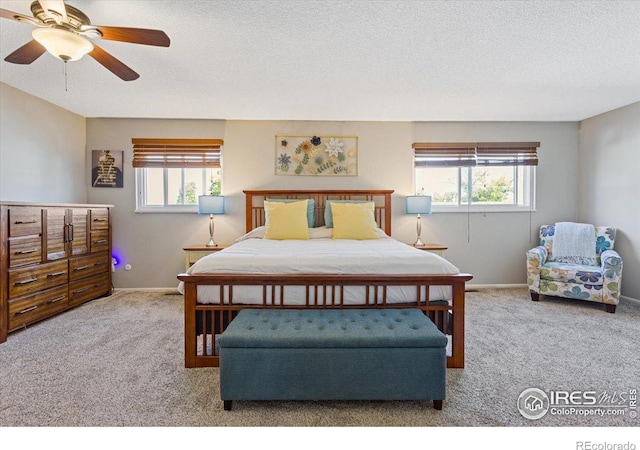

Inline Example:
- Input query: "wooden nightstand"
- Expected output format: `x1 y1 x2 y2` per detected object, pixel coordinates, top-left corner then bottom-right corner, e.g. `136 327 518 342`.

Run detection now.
183 244 229 270
411 243 448 257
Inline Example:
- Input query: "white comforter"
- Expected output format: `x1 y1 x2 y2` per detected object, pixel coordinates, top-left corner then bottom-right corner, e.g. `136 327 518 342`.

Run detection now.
178 228 459 304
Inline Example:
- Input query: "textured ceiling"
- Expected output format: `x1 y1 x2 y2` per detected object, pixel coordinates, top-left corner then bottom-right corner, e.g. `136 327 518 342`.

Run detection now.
1 0 639 121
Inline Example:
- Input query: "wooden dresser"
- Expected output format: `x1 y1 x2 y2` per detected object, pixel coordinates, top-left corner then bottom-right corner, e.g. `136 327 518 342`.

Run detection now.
0 202 113 343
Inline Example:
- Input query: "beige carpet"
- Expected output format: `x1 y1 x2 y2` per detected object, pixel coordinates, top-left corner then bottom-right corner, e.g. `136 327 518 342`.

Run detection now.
0 287 638 427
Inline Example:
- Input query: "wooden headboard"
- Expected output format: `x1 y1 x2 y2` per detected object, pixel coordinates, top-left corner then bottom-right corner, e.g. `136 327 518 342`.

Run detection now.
243 190 394 235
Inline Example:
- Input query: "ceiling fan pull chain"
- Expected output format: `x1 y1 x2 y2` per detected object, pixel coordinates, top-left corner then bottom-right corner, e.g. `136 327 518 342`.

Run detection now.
63 60 67 92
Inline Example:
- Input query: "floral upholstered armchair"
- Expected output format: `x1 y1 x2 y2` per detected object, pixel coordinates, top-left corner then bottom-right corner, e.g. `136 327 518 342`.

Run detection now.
526 225 623 313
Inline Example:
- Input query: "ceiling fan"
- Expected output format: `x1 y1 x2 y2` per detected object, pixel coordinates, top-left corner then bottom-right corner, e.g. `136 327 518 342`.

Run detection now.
0 0 170 81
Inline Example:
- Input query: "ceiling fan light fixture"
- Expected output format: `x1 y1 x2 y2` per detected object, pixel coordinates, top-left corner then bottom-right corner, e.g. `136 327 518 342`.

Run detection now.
32 27 93 62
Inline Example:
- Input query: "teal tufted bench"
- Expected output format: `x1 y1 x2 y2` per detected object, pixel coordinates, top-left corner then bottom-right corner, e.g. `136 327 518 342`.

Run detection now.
219 308 447 410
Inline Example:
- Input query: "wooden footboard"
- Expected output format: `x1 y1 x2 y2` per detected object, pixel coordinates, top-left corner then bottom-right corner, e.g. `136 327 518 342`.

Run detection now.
178 273 473 369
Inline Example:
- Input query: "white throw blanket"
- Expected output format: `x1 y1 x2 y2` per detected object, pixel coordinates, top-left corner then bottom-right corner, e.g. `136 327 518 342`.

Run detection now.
553 222 596 261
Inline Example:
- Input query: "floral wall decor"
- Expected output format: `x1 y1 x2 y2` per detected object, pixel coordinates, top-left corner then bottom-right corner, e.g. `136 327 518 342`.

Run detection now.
275 135 358 176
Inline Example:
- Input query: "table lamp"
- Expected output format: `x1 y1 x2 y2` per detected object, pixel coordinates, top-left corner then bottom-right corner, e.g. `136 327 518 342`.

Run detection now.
198 195 225 247
405 195 432 246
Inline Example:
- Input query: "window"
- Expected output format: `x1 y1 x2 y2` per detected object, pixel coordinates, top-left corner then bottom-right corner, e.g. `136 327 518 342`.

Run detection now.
133 138 223 212
414 142 538 212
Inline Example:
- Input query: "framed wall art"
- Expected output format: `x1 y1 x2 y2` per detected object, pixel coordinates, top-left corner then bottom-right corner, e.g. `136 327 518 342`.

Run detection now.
91 150 124 188
275 135 358 176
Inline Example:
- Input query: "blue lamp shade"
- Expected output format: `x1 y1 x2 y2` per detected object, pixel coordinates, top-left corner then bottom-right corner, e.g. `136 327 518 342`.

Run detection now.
198 195 225 215
405 195 432 215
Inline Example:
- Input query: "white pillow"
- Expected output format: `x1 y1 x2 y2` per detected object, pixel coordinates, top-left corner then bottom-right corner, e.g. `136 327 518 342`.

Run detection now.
235 226 334 242
309 226 333 239
235 226 266 242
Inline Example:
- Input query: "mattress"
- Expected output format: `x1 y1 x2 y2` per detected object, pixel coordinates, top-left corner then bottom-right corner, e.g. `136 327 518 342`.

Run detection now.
178 227 459 304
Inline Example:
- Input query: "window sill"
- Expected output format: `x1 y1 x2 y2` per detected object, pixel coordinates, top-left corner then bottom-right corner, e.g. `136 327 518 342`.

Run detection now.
431 206 537 214
135 206 198 214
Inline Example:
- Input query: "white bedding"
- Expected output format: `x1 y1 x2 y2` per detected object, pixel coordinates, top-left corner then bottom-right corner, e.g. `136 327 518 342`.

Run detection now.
178 227 459 304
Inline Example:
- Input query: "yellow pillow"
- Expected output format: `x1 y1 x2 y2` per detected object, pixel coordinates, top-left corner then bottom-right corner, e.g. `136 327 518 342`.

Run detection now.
264 200 310 240
331 202 379 240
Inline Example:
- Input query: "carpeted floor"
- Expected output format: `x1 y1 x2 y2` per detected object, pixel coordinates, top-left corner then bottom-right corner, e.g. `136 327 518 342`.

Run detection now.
0 287 638 427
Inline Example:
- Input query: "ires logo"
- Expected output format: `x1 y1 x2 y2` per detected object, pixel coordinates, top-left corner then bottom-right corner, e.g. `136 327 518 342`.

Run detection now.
518 388 637 420
550 391 598 406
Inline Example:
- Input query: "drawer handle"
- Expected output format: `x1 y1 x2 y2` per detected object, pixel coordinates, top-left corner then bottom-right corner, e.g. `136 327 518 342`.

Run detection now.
93 283 106 288
47 296 66 304
73 288 89 294
47 271 66 278
14 220 37 224
93 239 108 244
14 277 37 285
94 262 106 266
74 265 89 271
93 218 107 222
15 248 39 255
15 305 38 315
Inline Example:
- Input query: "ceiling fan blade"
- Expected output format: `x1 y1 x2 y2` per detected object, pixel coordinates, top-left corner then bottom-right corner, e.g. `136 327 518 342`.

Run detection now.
0 7 42 26
37 0 67 23
4 40 46 64
87 26 170 47
89 45 139 81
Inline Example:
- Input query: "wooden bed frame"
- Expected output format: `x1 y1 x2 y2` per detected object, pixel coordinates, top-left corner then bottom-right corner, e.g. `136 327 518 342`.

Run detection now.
178 189 473 368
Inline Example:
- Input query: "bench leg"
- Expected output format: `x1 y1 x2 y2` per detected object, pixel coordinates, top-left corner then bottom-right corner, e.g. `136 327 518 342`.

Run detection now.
223 400 233 411
433 400 443 410
530 291 540 301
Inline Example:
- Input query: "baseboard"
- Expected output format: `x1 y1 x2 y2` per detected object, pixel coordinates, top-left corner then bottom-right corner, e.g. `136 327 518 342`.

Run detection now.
621 295 640 305
116 284 530 292
116 285 528 292
467 283 527 290
465 286 639 304
113 287 180 293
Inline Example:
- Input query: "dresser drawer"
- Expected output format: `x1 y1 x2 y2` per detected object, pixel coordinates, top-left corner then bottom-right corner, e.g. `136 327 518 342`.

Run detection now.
8 207 42 237
69 273 110 307
90 209 109 230
70 252 110 281
8 259 69 299
9 236 42 268
8 285 69 331
90 230 109 253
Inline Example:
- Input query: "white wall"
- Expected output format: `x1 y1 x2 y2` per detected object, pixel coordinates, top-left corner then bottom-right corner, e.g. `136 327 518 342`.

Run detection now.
578 101 640 301
412 122 580 286
86 118 579 288
0 83 86 203
85 118 226 288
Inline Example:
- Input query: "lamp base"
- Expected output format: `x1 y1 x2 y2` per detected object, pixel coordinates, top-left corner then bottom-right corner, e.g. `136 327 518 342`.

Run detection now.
414 215 425 247
206 215 217 247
